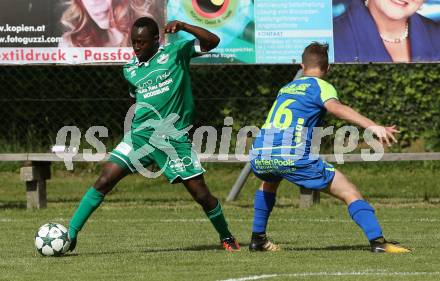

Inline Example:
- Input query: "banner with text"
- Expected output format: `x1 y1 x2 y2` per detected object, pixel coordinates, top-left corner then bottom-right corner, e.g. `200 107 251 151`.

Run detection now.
1 0 439 64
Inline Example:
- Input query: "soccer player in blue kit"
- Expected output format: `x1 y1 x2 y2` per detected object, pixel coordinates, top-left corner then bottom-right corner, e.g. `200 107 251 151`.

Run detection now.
248 42 410 253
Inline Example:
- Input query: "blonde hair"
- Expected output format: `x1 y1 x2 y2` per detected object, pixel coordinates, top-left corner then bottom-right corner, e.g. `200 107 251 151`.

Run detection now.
60 0 164 47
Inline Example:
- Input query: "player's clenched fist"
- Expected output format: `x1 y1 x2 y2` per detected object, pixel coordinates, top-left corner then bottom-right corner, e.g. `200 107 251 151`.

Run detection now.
164 20 186 34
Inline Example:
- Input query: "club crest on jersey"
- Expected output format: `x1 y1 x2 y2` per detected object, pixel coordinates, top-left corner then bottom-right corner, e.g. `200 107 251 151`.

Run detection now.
128 65 137 71
157 54 169 64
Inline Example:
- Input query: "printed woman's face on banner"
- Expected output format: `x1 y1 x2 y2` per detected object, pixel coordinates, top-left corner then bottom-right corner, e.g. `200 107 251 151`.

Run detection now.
370 0 424 20
81 0 112 29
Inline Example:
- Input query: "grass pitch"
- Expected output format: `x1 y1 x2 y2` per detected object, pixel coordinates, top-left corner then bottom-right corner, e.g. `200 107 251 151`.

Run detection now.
0 162 440 281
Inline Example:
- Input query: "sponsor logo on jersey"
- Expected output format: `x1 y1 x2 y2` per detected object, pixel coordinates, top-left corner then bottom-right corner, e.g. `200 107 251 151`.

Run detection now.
157 54 170 64
127 65 137 72
168 156 194 173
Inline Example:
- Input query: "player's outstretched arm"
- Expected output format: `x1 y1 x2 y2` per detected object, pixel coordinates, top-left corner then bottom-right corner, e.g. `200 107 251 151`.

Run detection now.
324 99 399 146
164 20 220 52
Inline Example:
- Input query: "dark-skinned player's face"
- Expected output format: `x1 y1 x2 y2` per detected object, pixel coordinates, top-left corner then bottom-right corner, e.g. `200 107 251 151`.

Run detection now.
131 26 159 62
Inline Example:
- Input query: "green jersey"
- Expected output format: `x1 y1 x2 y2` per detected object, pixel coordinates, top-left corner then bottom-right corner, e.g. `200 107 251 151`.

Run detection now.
123 39 198 138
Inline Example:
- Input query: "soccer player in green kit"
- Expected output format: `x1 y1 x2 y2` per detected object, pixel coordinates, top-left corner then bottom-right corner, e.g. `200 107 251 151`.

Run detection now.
67 17 240 252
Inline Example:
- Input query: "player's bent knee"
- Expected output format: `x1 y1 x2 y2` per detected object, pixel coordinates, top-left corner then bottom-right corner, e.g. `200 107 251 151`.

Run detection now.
260 181 280 193
336 187 363 205
93 176 116 195
194 191 211 205
195 192 217 210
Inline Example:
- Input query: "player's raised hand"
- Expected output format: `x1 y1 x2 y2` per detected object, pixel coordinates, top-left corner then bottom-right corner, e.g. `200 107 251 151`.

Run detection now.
368 125 399 146
164 21 219 51
164 21 186 34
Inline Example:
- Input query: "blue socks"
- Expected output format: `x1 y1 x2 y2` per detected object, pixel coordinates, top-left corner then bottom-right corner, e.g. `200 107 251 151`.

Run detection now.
348 200 383 241
253 193 382 241
252 190 276 233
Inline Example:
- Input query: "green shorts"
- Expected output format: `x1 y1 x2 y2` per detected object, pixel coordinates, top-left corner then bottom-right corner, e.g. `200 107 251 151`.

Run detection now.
108 132 205 183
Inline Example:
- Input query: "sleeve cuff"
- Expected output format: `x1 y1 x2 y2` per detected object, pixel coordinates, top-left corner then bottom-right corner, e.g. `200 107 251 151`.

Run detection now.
194 39 202 53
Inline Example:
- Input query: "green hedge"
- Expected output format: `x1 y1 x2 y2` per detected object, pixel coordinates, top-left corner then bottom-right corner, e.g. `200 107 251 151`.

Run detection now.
327 64 440 150
0 64 439 152
193 64 440 151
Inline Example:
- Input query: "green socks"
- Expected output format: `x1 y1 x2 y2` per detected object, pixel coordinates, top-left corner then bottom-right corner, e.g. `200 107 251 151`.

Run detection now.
205 200 232 240
68 187 104 240
68 189 231 242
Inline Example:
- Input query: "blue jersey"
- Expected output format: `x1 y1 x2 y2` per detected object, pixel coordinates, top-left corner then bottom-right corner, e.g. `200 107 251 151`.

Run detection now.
251 76 338 166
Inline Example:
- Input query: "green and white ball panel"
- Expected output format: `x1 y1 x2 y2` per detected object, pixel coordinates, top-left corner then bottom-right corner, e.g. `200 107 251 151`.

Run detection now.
35 222 70 256
37 225 50 238
42 245 55 256
62 236 71 253
51 238 65 251
55 223 68 233
48 225 64 239
34 236 44 249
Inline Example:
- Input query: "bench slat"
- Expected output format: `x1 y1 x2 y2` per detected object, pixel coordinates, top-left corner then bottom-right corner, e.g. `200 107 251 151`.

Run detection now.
0 154 28 161
1 153 440 163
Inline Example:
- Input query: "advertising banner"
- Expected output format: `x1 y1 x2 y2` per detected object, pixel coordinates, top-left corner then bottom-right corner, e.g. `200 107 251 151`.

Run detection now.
167 0 256 63
1 0 439 64
0 0 165 64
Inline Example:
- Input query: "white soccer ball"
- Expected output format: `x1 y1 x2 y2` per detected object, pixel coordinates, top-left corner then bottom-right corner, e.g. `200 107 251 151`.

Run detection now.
35 222 70 256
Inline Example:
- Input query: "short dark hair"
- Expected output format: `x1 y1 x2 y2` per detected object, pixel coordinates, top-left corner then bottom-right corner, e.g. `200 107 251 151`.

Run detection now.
132 17 159 37
301 42 329 71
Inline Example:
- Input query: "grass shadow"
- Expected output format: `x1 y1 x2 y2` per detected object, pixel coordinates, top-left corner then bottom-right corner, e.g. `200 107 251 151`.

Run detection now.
142 244 223 253
233 203 299 208
283 244 368 252
0 201 26 209
0 196 194 209
69 244 224 257
43 197 195 204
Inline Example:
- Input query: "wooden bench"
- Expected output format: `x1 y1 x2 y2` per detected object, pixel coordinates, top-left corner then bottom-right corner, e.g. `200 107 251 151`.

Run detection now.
1 153 440 209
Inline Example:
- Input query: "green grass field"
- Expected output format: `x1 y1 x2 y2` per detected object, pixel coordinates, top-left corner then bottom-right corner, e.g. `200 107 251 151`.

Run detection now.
1 162 440 281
